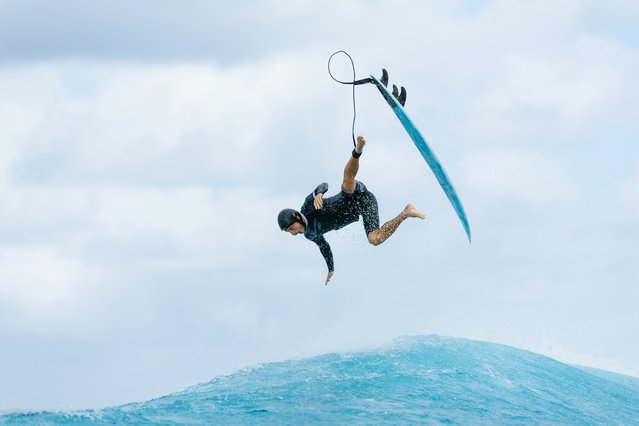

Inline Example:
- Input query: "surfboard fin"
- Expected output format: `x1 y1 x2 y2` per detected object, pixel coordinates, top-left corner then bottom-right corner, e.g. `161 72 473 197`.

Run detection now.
381 69 389 87
398 86 407 107
390 84 407 107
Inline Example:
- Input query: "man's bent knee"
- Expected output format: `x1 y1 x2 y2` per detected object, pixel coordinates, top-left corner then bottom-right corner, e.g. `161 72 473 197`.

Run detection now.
367 231 382 246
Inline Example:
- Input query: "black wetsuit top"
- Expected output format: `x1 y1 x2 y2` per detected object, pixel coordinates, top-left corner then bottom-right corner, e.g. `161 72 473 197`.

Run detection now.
301 181 379 272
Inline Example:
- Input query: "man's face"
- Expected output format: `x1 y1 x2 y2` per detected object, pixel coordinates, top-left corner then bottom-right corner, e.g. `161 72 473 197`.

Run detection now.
286 222 305 236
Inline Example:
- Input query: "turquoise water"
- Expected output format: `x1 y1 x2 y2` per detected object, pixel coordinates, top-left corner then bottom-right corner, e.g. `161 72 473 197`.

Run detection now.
2 335 639 425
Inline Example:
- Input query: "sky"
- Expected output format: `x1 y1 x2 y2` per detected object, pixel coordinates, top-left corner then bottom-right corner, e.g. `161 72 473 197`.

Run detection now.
0 0 638 412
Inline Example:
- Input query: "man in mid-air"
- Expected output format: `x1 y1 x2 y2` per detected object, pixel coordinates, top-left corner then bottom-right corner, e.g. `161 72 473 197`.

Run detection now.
277 135 425 285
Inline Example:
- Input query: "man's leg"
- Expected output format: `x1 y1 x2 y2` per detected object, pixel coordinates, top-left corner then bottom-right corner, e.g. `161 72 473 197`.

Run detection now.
367 204 425 246
341 136 366 193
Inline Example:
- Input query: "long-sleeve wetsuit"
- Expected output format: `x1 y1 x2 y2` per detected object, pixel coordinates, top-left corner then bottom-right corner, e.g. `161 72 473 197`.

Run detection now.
301 181 379 272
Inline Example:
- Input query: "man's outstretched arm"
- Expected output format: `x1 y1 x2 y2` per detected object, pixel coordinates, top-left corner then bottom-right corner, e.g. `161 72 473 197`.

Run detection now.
315 235 334 285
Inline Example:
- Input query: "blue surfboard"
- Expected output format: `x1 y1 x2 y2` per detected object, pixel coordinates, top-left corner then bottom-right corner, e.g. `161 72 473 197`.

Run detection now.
370 74 471 242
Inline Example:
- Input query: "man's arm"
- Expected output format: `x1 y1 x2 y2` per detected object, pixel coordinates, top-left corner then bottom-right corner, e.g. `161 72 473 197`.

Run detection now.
315 235 334 272
302 183 329 215
313 183 328 210
313 182 328 197
315 235 335 286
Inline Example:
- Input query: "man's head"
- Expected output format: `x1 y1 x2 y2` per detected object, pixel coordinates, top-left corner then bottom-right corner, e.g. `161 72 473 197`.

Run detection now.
278 208 305 236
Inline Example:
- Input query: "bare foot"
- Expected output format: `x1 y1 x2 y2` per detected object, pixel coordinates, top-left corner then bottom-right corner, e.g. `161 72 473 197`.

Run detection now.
355 135 366 153
403 203 426 219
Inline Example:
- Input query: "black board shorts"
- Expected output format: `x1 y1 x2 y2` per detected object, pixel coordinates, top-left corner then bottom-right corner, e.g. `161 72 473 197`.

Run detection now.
339 181 380 235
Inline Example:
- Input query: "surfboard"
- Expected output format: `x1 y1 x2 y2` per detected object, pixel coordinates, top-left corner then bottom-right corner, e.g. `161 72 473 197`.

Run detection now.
370 74 472 242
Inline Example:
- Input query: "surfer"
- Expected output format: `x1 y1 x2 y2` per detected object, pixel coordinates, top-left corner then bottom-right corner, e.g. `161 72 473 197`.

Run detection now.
277 135 425 285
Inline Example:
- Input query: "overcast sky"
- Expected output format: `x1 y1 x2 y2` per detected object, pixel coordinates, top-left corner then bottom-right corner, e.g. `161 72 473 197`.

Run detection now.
1 0 638 412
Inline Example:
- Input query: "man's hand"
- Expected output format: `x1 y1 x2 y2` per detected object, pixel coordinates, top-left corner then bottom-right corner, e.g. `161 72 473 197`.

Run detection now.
325 271 334 286
314 193 324 209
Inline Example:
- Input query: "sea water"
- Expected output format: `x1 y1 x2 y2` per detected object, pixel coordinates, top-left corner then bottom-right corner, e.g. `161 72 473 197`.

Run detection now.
2 335 639 425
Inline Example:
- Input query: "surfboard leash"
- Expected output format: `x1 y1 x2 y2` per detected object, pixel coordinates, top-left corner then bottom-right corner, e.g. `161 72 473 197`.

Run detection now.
327 50 372 147
327 51 406 146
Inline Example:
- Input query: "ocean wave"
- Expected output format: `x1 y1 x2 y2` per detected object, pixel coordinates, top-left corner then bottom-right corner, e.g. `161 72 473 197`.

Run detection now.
3 335 639 425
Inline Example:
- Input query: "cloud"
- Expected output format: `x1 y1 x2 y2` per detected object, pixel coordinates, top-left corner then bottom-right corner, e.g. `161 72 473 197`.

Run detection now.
616 163 639 217
0 246 99 332
0 1 267 63
461 149 580 205
0 0 361 64
4 62 270 186
1 51 370 191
